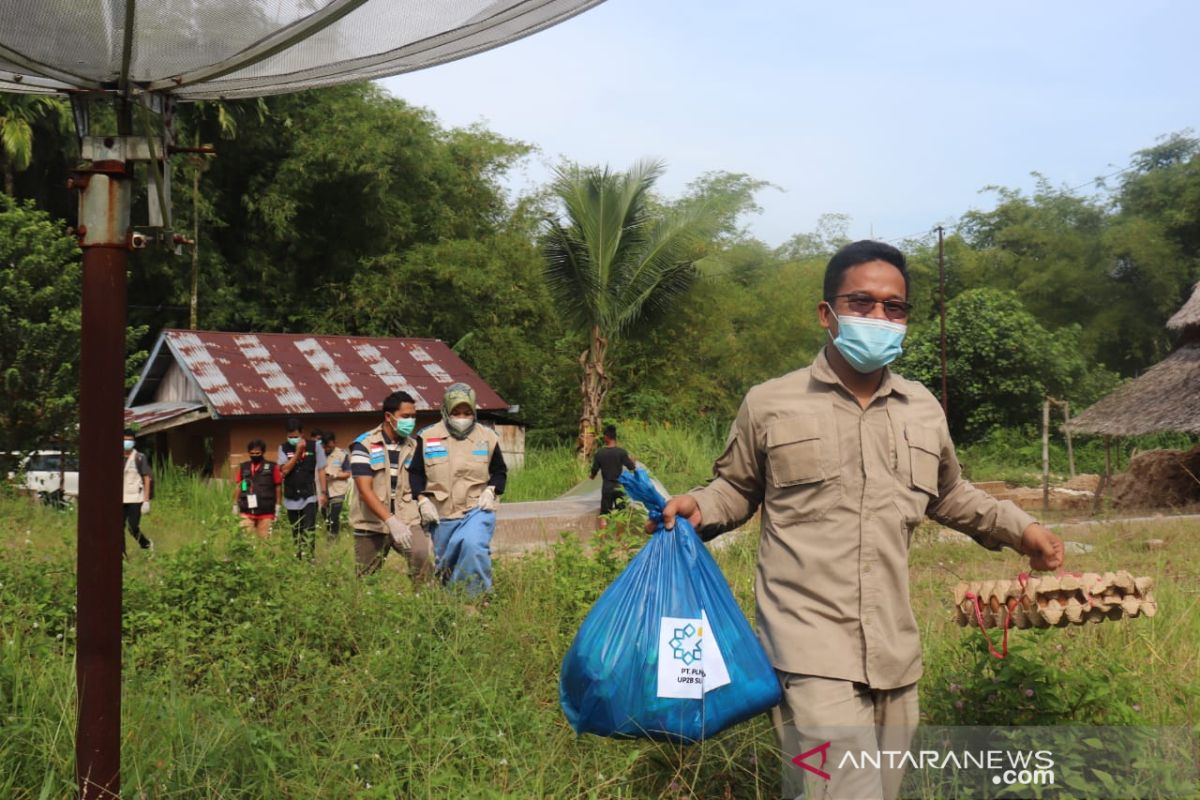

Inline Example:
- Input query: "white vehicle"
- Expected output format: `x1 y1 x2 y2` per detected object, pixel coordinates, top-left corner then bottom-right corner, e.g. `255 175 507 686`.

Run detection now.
11 451 79 505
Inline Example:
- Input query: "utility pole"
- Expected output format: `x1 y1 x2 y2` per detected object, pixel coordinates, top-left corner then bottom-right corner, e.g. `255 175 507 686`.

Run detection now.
937 226 948 417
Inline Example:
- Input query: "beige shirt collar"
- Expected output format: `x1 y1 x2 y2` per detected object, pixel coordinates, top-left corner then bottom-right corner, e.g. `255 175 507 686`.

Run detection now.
810 344 910 403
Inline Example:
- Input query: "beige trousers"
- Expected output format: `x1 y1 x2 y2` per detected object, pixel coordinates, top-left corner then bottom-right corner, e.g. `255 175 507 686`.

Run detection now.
772 673 919 800
353 530 432 579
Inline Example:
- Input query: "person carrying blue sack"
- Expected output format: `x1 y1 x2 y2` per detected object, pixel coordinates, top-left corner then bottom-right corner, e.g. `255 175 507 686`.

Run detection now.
659 240 1067 800
409 382 506 598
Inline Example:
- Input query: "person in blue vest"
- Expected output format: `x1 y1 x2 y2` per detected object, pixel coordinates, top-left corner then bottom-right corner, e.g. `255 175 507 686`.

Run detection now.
278 418 327 561
409 383 506 597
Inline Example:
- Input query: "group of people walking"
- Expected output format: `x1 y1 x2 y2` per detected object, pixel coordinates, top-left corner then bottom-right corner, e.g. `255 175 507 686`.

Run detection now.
229 382 506 595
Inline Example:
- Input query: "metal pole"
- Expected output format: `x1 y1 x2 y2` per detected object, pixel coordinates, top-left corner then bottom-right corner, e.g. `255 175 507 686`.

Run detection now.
1042 397 1051 515
937 225 948 417
73 134 131 800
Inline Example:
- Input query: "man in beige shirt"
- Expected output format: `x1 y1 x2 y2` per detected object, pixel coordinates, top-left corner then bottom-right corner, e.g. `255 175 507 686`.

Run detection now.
662 240 1065 800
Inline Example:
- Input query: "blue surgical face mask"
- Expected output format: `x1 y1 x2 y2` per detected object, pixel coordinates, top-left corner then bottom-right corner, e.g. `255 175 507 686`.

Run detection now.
393 417 415 437
827 309 906 373
123 439 135 452
287 436 300 446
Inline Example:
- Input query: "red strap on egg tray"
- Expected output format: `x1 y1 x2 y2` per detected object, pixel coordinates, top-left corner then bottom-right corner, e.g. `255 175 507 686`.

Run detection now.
963 573 1030 659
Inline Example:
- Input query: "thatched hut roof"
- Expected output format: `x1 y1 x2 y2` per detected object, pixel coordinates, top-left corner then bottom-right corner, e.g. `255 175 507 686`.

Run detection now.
1167 281 1200 332
1065 343 1200 436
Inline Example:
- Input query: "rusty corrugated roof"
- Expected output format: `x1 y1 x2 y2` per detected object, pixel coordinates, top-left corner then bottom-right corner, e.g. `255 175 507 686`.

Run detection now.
129 330 508 417
124 401 206 427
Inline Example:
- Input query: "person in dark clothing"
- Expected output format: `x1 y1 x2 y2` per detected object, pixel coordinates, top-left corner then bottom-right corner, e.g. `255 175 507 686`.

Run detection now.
233 438 282 538
590 424 636 527
279 418 327 561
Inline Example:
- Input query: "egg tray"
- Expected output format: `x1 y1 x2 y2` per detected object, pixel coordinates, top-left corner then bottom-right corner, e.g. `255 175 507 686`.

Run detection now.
952 570 1157 628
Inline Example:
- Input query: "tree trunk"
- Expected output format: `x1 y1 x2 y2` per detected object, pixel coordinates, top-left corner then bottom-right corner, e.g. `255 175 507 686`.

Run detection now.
189 130 201 330
577 324 609 458
189 162 200 330
3 161 14 197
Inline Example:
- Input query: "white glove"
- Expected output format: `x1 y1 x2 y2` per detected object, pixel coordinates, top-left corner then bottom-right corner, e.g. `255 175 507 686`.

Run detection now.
476 486 498 512
140 501 150 514
385 516 413 550
418 496 440 527
233 503 240 516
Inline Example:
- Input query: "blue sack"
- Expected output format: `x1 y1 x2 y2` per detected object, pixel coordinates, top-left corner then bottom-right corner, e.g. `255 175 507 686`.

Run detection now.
559 467 781 743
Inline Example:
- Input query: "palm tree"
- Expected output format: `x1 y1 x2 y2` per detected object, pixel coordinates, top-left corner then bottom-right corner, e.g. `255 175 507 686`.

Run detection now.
543 159 713 456
180 99 262 328
0 94 67 196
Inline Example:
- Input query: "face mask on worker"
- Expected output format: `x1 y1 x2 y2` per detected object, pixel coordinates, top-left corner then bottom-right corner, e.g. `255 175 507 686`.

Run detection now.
447 416 474 437
250 454 264 464
827 307 906 373
123 439 134 452
393 416 415 437
287 436 300 446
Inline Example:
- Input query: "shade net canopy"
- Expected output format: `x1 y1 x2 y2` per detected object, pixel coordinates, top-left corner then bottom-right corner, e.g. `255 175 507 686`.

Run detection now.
0 0 602 99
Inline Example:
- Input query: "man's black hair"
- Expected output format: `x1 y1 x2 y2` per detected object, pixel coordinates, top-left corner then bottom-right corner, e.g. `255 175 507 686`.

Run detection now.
823 240 909 302
321 431 336 445
602 424 617 440
247 438 266 452
285 417 302 432
383 390 415 414
123 428 135 438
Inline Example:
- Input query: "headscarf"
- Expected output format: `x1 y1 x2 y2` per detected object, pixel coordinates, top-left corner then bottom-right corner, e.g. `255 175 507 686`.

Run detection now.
441 382 477 439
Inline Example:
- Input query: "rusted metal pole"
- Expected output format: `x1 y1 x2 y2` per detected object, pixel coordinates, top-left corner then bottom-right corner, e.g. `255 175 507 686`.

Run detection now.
937 226 948 417
73 138 131 800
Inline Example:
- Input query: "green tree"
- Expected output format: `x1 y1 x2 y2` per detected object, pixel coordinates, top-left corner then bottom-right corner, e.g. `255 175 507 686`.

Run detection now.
898 288 1100 442
776 212 852 261
0 195 81 467
327 219 577 431
543 160 715 454
0 94 67 196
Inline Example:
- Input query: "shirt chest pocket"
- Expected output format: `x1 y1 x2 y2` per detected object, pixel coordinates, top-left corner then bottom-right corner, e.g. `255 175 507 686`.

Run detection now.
904 424 941 498
766 416 840 522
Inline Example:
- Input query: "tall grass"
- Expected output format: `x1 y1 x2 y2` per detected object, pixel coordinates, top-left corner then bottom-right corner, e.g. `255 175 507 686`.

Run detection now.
2 433 1198 797
503 442 585 502
958 427 1198 486
507 420 725 502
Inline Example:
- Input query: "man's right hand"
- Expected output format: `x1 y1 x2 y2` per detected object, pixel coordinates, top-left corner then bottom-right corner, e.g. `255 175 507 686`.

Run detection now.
648 495 704 534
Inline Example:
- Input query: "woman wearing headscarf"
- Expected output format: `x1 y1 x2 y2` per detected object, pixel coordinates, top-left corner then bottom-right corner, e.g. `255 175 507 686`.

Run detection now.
408 382 507 597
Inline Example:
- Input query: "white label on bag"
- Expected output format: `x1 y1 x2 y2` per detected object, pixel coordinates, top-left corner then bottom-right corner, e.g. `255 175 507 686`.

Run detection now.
656 610 731 699
246 494 258 510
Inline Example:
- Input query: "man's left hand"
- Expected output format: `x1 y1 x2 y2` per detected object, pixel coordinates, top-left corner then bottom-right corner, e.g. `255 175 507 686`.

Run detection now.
1020 523 1064 571
140 501 150 514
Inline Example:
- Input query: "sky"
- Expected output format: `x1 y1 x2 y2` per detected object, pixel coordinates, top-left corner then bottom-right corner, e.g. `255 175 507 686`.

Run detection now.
380 0 1200 248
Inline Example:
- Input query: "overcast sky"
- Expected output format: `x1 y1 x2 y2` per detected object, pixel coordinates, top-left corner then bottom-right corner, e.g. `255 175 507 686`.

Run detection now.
380 0 1200 247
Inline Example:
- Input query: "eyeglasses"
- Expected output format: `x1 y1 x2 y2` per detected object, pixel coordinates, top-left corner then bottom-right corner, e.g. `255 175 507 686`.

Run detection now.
830 293 912 321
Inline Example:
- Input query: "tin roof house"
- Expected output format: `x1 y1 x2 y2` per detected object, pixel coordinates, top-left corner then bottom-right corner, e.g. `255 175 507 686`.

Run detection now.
125 329 523 477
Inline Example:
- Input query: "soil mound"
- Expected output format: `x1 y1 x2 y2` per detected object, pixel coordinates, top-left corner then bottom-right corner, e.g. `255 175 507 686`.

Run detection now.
1110 445 1200 509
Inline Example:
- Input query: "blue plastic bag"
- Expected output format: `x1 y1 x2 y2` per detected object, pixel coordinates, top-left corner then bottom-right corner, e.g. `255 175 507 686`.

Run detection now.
559 467 781 742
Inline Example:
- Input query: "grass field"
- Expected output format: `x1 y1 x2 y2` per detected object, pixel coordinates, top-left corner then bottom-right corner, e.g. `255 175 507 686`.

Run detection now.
1 433 1198 798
